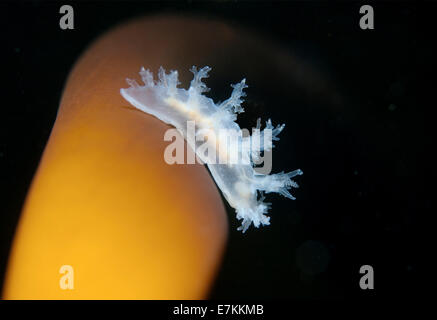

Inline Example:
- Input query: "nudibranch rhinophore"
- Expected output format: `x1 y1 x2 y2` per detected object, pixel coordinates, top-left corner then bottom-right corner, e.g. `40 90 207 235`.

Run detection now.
121 66 303 232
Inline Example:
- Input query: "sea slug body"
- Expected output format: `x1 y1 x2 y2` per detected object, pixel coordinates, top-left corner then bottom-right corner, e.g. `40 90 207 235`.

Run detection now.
120 66 303 232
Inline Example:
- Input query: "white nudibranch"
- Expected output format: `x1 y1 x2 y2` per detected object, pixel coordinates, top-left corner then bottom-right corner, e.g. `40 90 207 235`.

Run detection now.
120 66 303 233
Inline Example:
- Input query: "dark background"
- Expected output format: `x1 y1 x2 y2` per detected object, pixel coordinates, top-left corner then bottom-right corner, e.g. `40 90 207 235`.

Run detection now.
0 0 429 300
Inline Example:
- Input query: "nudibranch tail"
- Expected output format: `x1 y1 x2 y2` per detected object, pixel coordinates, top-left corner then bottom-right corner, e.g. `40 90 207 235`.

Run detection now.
120 66 303 233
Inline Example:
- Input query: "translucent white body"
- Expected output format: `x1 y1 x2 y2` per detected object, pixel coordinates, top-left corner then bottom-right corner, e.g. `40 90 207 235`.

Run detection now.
120 66 302 232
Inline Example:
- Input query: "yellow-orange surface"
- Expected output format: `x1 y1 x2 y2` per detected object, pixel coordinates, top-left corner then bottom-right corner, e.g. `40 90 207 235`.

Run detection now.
3 16 230 299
